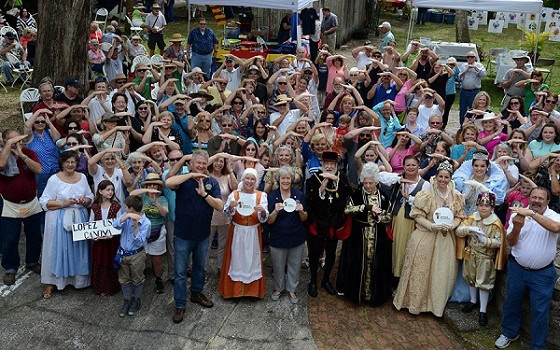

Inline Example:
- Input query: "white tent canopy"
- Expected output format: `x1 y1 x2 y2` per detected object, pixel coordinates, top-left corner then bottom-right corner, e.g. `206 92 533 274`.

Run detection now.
411 0 543 14
188 0 316 12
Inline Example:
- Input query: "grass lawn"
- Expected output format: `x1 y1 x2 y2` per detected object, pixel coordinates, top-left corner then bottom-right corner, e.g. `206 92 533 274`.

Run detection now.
379 11 560 110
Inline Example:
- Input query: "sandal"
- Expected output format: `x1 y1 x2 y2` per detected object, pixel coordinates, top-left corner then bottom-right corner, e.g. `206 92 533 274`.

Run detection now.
42 285 55 299
271 290 281 301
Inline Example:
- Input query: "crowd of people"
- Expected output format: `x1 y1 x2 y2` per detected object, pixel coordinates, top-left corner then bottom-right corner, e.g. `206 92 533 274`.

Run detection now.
0 5 559 349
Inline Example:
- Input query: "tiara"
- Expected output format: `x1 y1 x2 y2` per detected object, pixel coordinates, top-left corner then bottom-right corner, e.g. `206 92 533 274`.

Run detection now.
476 191 496 206
437 160 454 173
472 151 489 161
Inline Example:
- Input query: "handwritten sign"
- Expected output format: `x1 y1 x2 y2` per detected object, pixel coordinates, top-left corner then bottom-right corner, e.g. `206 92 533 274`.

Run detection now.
72 219 121 242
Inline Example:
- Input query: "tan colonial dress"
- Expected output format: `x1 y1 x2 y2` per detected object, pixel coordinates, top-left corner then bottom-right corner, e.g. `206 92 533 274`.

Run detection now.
393 179 466 317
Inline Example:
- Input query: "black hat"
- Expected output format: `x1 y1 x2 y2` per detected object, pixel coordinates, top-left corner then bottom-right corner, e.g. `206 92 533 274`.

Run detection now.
4 31 16 39
322 151 339 163
64 78 81 89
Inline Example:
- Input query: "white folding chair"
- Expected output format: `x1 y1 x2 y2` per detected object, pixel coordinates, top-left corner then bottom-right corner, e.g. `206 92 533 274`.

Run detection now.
256 36 267 51
20 87 40 121
0 26 19 40
94 8 109 31
0 58 7 92
126 16 143 39
6 52 33 89
100 42 112 53
150 54 164 68
151 83 160 100
131 55 152 72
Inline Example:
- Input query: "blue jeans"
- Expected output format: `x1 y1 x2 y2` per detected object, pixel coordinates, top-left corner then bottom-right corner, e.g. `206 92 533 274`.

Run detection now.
36 171 56 198
2 60 30 83
500 257 556 350
459 88 479 127
165 0 175 22
1 212 42 273
173 235 209 309
190 52 213 80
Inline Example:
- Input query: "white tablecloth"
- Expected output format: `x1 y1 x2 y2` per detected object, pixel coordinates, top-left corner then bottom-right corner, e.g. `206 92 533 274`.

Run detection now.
432 42 479 63
494 50 533 84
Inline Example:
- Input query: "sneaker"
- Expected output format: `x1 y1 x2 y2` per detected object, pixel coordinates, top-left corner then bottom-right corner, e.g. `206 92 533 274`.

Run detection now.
495 334 520 348
173 308 185 324
155 278 164 294
3 273 15 285
190 292 214 308
128 298 141 316
119 299 131 317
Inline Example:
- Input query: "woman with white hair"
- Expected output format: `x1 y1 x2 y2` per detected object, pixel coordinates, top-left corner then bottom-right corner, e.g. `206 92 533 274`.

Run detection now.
219 168 269 299
267 166 308 303
336 162 393 305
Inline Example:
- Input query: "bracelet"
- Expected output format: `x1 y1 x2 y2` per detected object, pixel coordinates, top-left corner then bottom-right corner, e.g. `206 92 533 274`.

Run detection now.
203 192 209 199
235 136 240 142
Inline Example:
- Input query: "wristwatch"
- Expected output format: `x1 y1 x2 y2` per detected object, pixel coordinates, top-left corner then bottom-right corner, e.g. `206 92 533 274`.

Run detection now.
530 209 537 217
203 192 209 199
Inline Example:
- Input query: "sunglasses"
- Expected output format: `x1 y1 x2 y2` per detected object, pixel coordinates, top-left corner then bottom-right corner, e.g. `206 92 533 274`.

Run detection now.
546 99 557 104
66 142 78 146
233 101 243 105
165 67 175 70
257 111 266 114
169 157 182 162
34 120 46 125
68 126 79 130
138 107 149 111
467 55 475 58
278 82 288 85
430 121 442 125
373 54 382 58
116 80 127 84
510 101 520 105
221 124 232 127
350 74 358 77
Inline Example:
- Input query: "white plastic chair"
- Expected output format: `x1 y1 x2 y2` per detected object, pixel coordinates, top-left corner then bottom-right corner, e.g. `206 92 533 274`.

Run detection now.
6 52 32 89
0 26 19 40
126 16 143 38
54 85 65 95
131 55 152 72
150 54 164 68
20 87 40 121
0 58 7 92
94 8 109 31
151 83 160 100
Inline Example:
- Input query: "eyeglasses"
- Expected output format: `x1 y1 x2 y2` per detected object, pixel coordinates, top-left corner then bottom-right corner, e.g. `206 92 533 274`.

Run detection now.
233 101 243 105
373 54 382 58
545 99 557 104
34 120 46 125
169 157 182 162
138 107 148 111
350 74 358 77
510 101 520 105
221 124 232 127
278 82 288 85
66 142 78 146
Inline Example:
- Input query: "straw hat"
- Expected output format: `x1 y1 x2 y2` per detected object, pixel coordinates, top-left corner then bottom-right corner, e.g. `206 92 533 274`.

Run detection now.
475 112 499 130
170 33 185 42
141 173 164 188
189 88 214 101
273 94 291 106
110 73 128 85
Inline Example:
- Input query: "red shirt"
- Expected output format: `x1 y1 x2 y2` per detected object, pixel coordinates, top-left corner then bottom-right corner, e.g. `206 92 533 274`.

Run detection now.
0 148 40 202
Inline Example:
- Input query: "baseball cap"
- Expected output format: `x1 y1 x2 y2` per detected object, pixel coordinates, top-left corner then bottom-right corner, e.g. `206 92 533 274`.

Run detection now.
64 78 81 89
378 22 391 30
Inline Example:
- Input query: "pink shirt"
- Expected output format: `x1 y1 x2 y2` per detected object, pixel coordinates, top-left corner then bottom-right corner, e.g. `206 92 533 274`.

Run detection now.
478 131 507 157
504 190 530 228
326 60 346 94
394 80 413 112
387 146 415 174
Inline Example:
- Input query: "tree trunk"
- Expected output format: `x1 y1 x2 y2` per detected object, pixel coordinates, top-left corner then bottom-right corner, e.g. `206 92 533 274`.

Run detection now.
32 0 91 87
455 10 470 43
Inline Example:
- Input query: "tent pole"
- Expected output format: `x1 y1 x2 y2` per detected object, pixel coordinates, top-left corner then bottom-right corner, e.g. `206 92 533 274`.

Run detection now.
534 15 540 63
406 7 414 44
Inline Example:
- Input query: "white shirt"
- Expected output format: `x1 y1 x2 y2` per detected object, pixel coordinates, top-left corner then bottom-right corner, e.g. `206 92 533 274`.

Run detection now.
88 96 113 125
270 109 301 136
108 90 144 115
507 207 560 269
417 104 443 132
220 68 243 91
356 51 372 70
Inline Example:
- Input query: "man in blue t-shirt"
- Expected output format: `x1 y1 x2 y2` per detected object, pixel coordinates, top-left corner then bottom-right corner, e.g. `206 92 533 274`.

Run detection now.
367 71 403 107
165 151 223 324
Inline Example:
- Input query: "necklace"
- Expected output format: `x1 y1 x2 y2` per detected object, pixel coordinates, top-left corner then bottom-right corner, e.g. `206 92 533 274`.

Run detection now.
435 186 449 200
